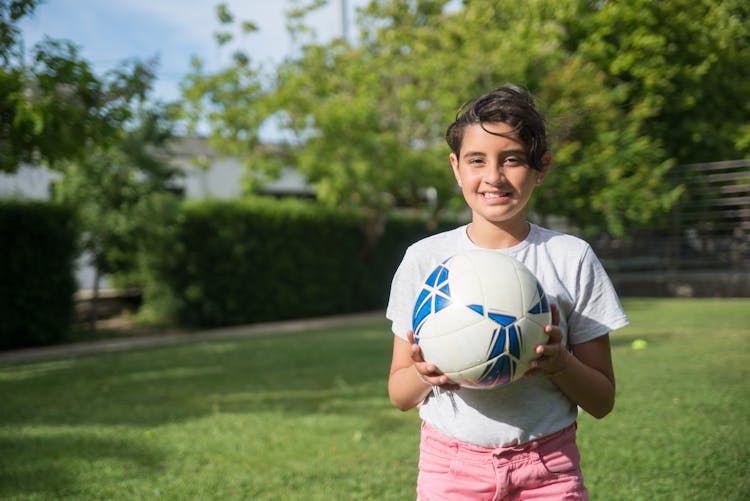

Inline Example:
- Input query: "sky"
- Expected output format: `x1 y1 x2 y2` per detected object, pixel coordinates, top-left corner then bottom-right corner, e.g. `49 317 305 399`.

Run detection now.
19 0 367 103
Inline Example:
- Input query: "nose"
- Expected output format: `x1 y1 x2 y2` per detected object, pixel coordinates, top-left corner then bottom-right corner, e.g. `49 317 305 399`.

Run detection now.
483 164 504 185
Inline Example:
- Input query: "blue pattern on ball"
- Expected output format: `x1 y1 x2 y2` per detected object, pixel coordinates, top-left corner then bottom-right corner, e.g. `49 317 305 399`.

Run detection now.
528 283 550 314
476 311 520 385
412 259 452 336
411 256 550 388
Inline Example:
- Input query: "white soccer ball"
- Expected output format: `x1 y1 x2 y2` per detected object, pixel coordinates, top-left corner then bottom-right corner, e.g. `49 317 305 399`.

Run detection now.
412 250 551 389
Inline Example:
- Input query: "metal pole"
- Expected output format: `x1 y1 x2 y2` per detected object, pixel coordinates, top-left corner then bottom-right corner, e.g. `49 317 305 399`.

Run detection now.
341 0 349 42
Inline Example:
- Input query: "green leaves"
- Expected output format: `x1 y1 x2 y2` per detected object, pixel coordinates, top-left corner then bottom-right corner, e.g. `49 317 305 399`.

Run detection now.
1 4 160 173
52 105 181 284
215 3 233 24
568 0 750 165
181 0 748 237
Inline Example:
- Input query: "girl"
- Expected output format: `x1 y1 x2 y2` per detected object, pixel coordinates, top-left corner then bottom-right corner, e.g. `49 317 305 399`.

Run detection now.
386 85 629 500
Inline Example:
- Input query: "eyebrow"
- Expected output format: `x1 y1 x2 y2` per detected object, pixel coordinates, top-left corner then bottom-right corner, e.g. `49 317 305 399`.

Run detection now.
462 151 485 158
462 149 527 158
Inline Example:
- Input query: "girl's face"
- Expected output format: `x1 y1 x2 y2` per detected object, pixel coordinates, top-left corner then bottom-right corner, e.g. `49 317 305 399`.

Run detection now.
450 122 549 234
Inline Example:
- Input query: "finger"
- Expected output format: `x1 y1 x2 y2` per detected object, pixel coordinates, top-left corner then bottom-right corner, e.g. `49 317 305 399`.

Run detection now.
414 360 457 387
410 342 426 363
419 368 449 387
430 371 459 389
544 304 562 343
406 330 416 344
529 348 559 376
544 324 563 343
414 360 440 378
550 302 560 326
407 330 426 363
525 362 541 377
409 331 460 390
536 341 561 358
440 382 462 391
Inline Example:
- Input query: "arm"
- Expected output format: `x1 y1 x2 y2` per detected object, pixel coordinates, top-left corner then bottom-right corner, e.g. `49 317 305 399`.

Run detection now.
528 304 616 419
388 331 459 411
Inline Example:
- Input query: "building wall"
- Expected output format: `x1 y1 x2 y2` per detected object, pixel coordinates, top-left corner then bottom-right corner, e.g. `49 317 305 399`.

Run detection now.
0 137 314 290
0 165 61 200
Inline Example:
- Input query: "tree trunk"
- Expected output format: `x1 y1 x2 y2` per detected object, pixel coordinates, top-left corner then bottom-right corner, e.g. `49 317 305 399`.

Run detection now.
88 265 101 333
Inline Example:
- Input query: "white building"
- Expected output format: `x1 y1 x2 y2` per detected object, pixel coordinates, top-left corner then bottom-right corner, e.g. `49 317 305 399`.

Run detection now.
0 136 314 289
166 136 313 200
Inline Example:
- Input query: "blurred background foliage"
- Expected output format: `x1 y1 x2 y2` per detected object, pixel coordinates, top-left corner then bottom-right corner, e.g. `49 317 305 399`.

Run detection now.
1 0 749 343
4 0 748 238
182 0 750 236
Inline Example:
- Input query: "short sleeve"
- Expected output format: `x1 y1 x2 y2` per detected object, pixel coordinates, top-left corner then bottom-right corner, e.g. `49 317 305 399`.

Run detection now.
567 246 629 345
386 247 422 340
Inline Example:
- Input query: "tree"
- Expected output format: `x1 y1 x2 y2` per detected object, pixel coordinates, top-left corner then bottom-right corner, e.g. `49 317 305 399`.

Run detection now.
1 0 156 172
184 0 466 238
183 0 747 237
52 104 182 329
561 0 750 165
2 1 184 330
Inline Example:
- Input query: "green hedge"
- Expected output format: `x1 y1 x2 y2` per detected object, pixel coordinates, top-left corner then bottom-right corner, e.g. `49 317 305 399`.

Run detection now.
0 196 458 347
142 198 448 328
0 201 78 349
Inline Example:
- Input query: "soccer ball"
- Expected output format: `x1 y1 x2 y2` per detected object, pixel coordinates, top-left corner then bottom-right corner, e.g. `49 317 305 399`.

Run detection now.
412 250 551 389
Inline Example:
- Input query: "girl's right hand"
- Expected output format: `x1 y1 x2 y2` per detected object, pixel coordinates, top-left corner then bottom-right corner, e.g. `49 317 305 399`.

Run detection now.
407 330 461 391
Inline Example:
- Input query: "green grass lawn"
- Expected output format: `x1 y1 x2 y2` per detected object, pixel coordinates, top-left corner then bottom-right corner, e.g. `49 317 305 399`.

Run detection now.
1 298 749 500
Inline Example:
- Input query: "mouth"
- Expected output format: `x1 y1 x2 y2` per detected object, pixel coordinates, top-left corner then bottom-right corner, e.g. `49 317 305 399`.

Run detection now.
480 191 512 200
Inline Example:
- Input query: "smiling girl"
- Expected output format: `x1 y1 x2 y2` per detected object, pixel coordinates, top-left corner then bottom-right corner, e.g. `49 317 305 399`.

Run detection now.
386 85 629 500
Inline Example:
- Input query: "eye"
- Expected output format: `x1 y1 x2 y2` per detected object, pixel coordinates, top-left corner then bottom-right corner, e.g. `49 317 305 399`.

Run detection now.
467 157 485 166
503 156 524 167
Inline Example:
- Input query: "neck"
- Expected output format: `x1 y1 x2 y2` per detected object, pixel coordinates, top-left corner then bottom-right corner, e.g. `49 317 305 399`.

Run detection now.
467 219 530 249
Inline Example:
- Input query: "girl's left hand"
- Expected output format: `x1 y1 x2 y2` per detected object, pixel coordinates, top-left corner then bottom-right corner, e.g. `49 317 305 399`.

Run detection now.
526 303 570 377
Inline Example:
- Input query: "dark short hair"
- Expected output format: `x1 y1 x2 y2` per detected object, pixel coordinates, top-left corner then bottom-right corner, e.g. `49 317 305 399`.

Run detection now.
445 85 548 171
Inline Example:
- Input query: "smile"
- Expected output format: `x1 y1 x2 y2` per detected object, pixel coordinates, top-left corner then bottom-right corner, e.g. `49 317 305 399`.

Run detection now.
481 192 512 200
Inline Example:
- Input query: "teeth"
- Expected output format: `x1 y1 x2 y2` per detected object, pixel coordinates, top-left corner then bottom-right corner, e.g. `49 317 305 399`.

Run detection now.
483 192 507 199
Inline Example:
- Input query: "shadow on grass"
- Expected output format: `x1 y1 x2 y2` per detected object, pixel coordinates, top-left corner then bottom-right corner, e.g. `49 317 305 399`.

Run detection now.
0 323 394 428
0 322 403 498
0 433 164 499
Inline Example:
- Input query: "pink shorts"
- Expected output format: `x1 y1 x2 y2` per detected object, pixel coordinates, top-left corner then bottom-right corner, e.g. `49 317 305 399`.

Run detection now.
417 421 588 501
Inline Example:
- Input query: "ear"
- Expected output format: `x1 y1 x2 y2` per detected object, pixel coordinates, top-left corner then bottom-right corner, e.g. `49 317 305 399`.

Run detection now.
450 152 462 187
535 151 552 185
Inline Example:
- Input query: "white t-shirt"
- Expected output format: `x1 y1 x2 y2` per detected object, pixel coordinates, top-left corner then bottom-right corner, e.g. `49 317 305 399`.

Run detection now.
386 223 629 447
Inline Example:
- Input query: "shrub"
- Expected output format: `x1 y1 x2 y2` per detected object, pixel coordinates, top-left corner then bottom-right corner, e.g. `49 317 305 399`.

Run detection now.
142 198 448 328
0 201 78 349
